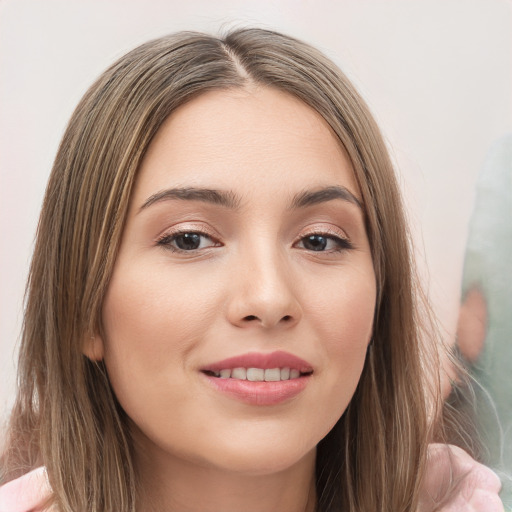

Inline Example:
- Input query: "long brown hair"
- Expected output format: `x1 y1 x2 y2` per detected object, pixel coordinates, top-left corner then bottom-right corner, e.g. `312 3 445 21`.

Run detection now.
1 28 441 511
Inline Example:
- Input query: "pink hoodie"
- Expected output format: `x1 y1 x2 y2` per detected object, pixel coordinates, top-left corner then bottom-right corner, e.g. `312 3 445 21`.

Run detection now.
0 467 52 512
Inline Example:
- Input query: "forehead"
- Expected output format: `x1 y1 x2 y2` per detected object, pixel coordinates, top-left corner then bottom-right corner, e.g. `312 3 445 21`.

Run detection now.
133 86 360 204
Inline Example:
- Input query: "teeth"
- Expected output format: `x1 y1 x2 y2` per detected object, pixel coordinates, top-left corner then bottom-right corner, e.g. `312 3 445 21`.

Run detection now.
247 368 264 381
208 366 307 381
264 368 281 382
231 368 247 380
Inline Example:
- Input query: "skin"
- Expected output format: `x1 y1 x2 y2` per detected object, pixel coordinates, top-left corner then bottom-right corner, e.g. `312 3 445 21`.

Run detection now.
442 288 487 398
457 287 487 363
89 86 376 511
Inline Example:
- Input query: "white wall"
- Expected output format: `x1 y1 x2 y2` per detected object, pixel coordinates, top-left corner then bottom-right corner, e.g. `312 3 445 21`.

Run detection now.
1 0 511 421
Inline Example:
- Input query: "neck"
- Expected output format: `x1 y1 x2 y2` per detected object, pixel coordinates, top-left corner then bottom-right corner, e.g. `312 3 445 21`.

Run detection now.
134 436 317 512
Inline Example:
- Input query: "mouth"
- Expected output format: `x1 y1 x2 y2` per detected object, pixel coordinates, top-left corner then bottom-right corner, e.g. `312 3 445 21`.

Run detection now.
202 367 313 381
200 351 313 405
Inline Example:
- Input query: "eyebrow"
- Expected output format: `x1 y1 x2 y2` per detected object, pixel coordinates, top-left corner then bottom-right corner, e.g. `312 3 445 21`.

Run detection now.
139 187 241 212
138 185 362 213
290 186 362 210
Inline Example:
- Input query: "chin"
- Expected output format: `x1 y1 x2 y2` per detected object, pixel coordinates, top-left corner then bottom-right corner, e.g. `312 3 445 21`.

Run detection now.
200 444 316 476
187 428 318 476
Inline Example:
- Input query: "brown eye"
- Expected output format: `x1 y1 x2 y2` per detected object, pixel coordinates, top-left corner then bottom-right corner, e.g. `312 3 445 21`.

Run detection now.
157 231 219 252
173 233 202 250
296 234 353 252
302 235 328 251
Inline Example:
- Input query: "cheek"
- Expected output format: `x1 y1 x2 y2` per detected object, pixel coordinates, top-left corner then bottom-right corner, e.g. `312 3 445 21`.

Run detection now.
99 260 219 410
103 261 215 357
310 263 375 348
308 267 376 422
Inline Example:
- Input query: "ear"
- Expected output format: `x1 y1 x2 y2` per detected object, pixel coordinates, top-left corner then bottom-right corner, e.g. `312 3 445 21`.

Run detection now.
83 334 105 361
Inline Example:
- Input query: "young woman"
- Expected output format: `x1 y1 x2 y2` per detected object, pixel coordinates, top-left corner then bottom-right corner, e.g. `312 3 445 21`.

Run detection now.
0 28 504 512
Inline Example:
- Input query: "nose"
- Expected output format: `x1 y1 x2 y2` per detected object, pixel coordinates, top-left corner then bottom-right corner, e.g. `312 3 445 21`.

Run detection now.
226 245 302 329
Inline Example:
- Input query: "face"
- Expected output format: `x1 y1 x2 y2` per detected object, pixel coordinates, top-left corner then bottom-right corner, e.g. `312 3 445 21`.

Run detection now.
93 87 376 476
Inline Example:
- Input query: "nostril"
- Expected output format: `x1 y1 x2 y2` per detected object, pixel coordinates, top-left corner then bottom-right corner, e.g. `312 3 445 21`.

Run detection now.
240 314 294 325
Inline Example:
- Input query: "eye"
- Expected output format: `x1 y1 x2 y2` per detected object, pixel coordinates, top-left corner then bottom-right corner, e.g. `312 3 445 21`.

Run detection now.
157 231 220 252
295 233 352 252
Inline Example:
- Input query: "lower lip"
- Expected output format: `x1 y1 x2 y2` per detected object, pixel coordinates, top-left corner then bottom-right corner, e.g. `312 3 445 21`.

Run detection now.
202 374 310 406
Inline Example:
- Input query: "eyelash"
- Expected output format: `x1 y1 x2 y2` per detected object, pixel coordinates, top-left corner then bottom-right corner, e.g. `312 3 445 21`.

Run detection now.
295 229 353 253
156 229 220 253
156 228 353 254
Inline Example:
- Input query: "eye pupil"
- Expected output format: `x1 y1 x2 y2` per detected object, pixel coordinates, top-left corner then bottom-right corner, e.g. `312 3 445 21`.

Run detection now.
175 233 201 250
303 235 327 251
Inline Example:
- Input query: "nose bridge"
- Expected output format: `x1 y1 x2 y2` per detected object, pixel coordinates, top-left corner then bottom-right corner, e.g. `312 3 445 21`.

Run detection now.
228 233 301 328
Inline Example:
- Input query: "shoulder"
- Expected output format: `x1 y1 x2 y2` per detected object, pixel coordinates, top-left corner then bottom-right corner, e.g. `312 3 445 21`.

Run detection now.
0 467 52 512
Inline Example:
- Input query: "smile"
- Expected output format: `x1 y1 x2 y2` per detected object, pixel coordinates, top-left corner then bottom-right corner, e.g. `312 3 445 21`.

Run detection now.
203 367 311 381
200 351 313 405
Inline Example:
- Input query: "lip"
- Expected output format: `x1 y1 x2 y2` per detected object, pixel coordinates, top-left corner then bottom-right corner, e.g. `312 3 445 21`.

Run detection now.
200 351 313 406
200 350 313 373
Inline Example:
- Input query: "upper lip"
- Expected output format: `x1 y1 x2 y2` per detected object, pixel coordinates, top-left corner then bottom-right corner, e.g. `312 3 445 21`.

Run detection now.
201 350 313 373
